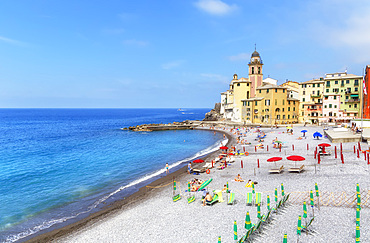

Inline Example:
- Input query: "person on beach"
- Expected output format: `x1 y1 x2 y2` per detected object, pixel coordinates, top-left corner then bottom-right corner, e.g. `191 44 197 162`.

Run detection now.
222 184 230 193
187 162 193 174
203 192 213 206
234 174 244 182
165 163 169 174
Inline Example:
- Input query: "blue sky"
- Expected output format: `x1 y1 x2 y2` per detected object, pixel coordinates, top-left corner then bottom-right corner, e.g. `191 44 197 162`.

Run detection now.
1 0 370 108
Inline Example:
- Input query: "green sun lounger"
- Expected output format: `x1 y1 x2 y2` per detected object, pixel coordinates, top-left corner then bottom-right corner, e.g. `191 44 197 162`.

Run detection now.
255 192 262 205
173 194 181 202
187 196 195 204
228 193 235 205
206 193 219 206
246 192 253 205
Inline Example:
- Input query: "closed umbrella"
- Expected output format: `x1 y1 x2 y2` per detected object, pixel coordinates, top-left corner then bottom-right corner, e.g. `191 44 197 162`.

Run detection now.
315 183 320 210
252 182 255 194
218 236 221 243
197 178 212 191
310 190 315 217
303 201 307 219
267 195 271 211
356 207 360 226
356 225 360 242
257 203 261 219
220 146 228 150
281 183 285 197
297 215 302 236
275 188 278 204
245 211 252 230
283 234 287 243
234 220 237 241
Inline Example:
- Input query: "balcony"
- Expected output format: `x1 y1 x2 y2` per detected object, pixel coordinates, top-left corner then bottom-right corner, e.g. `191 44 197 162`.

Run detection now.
345 99 360 103
311 94 322 98
345 91 359 94
224 104 233 110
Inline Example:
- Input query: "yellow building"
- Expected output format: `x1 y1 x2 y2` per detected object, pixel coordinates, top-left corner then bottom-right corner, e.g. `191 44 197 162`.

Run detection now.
298 78 324 124
241 84 299 125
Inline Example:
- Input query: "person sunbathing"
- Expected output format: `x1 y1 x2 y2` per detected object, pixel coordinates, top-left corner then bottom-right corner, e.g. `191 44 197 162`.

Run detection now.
202 192 213 206
234 174 244 182
191 185 198 192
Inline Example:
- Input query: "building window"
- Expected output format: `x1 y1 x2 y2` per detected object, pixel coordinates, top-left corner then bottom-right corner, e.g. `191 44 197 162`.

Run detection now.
282 108 285 112
265 99 270 106
237 83 240 86
355 80 359 85
303 98 305 102
283 89 285 93
248 101 250 106
283 100 285 105
258 67 261 74
334 113 336 116
329 104 332 108
275 99 277 105
334 96 337 100
293 107 295 111
349 105 352 108
266 89 269 93
288 115 290 119
346 80 349 84
302 112 304 116
302 105 304 108
259 90 261 93
354 104 358 108
335 81 338 84
326 89 329 92
293 101 295 105
334 105 337 108
283 115 286 119
355 87 358 92
255 101 258 106
275 89 278 93
288 101 291 105
288 107 290 111
313 84 315 87
317 84 320 87
303 91 305 95
252 67 254 74
324 96 328 99
326 81 330 86
324 105 327 108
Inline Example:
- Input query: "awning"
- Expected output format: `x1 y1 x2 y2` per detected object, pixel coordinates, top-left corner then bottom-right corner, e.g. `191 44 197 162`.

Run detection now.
351 94 359 97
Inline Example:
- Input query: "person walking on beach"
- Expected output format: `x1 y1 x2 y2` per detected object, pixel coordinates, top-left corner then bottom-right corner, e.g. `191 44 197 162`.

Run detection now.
165 163 169 174
187 162 193 174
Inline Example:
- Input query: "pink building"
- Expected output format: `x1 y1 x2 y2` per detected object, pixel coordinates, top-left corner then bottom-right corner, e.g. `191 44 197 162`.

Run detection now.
322 94 342 123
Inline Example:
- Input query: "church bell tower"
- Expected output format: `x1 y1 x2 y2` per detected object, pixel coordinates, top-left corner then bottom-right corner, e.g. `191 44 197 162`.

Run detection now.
248 46 263 98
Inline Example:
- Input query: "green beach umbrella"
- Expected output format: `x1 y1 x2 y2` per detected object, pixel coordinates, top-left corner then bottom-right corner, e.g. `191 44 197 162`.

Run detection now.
303 201 307 219
218 236 221 243
174 180 177 191
245 211 252 230
356 225 360 242
234 220 237 241
356 207 360 226
315 183 319 197
257 203 261 219
188 181 190 192
275 188 278 203
267 195 271 211
356 183 360 194
252 182 255 194
297 215 302 236
197 178 213 191
310 190 314 207
283 233 287 243
281 183 285 197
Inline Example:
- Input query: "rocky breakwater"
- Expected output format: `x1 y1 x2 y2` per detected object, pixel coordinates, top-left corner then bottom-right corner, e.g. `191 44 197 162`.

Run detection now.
203 103 221 121
121 120 196 132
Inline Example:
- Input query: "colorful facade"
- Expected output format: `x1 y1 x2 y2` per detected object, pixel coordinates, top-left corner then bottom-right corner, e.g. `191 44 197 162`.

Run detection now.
364 65 370 119
298 78 324 124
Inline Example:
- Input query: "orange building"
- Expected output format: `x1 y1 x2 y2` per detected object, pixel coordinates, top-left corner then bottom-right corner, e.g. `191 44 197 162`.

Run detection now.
364 65 370 119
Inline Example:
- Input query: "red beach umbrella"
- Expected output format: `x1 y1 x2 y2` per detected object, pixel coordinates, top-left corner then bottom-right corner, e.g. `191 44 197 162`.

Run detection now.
287 155 305 167
318 143 331 154
193 159 204 163
220 146 228 150
267 157 283 167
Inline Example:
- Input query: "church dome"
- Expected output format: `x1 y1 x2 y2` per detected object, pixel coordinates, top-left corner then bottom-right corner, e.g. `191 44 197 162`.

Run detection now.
251 50 260 58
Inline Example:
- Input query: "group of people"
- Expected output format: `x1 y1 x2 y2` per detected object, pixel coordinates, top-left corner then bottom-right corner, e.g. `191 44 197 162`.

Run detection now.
189 178 204 191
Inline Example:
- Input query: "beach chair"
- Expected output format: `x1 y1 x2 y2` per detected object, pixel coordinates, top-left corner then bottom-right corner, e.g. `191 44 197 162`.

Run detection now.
227 192 235 205
246 192 253 206
187 196 195 204
173 194 181 202
255 192 262 206
269 165 284 174
288 165 305 173
206 193 219 206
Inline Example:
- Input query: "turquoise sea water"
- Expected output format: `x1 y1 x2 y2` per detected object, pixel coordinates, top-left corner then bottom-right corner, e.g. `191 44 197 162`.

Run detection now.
0 109 223 242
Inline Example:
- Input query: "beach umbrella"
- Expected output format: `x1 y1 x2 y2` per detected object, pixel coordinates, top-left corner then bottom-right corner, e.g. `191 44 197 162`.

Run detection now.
303 201 307 219
227 182 229 193
283 234 287 243
301 130 308 137
218 236 221 243
313 132 322 139
297 215 302 236
357 193 361 210
197 178 212 191
257 204 261 219
233 220 237 241
193 159 204 163
245 211 252 230
275 141 282 144
174 180 177 191
318 143 331 154
356 207 360 226
188 181 190 192
252 182 255 194
281 183 285 197
315 183 320 210
267 157 283 167
310 190 314 217
275 188 278 203
220 146 228 150
267 195 271 211
287 155 305 167
356 183 360 195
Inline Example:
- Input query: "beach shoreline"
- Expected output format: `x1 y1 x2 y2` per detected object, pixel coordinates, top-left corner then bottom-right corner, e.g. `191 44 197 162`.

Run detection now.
25 128 234 243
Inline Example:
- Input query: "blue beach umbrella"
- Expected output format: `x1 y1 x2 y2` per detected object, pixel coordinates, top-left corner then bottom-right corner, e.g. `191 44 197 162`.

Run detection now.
313 132 322 139
301 130 308 136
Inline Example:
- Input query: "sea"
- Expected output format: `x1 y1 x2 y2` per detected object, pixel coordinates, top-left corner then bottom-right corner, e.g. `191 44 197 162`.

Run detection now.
0 108 225 242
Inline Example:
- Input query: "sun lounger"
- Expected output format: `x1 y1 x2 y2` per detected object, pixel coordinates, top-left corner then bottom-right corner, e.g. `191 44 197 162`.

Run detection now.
206 193 219 206
187 196 195 204
255 192 262 205
288 165 305 173
227 192 235 205
192 168 206 173
173 194 181 202
269 165 284 174
203 163 213 169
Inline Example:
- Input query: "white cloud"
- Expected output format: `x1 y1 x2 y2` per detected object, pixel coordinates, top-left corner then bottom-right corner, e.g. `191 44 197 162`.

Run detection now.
0 36 26 46
228 53 250 61
122 39 149 46
194 0 238 16
161 60 185 70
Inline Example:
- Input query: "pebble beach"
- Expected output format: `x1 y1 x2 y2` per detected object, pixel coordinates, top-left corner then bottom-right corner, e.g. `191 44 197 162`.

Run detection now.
53 125 370 243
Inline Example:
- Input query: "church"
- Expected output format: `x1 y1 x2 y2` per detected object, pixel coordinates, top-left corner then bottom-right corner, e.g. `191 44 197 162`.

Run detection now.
220 49 299 125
